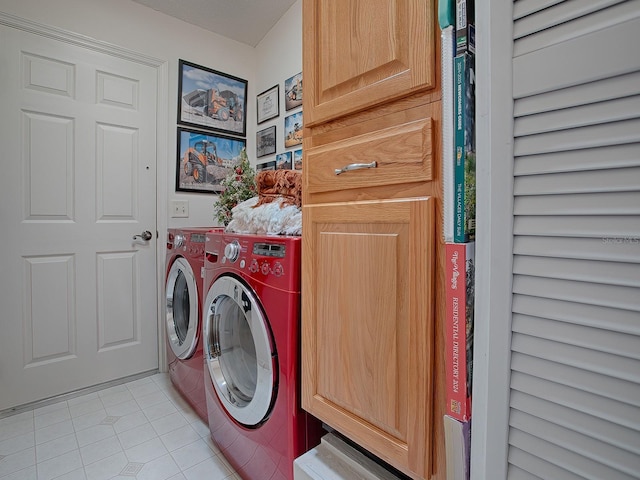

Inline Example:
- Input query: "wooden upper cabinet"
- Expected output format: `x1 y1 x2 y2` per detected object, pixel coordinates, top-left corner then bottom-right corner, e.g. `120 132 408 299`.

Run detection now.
303 0 436 126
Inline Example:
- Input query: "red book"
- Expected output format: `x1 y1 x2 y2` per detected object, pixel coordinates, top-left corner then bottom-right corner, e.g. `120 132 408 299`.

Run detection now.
445 242 475 421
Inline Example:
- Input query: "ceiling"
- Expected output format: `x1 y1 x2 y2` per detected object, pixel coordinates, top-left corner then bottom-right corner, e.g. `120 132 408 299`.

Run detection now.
131 0 298 47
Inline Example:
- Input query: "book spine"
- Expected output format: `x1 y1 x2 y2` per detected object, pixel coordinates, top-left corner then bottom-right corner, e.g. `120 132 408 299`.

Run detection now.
442 26 455 243
455 0 475 54
445 242 475 422
454 52 476 243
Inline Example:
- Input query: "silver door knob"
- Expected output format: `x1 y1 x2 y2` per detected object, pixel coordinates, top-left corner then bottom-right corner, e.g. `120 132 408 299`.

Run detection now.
133 230 153 241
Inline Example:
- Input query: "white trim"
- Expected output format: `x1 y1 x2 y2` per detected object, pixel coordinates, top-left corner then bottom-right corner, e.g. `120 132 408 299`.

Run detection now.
470 1 515 479
0 11 164 67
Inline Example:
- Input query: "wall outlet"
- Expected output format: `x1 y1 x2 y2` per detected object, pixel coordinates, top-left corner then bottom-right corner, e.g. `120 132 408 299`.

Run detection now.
171 200 189 217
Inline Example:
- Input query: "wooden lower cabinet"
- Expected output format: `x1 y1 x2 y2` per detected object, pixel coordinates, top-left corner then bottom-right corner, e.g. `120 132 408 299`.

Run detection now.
302 196 436 479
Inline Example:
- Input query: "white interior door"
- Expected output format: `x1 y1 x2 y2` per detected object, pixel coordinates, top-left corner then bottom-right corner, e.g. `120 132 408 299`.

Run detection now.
0 24 159 411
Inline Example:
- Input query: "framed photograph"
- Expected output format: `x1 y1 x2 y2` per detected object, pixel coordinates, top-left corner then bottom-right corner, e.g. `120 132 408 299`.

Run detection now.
178 59 248 137
284 72 302 111
293 149 303 170
256 85 279 124
176 127 246 194
284 111 303 148
256 125 276 158
276 152 292 170
256 160 276 171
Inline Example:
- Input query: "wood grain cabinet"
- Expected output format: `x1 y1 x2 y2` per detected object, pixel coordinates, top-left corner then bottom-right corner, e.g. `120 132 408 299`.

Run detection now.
301 1 446 479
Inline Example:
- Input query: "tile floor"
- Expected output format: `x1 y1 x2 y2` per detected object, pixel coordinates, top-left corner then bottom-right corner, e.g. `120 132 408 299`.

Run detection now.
0 373 241 480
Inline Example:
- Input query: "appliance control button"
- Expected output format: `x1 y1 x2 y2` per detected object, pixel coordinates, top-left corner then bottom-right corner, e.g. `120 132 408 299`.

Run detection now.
272 262 284 277
249 259 259 273
224 240 240 262
240 259 245 268
174 233 185 248
261 262 270 275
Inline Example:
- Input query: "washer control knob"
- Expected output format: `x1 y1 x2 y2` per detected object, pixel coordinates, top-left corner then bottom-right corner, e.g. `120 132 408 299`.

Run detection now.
224 241 240 262
174 233 185 248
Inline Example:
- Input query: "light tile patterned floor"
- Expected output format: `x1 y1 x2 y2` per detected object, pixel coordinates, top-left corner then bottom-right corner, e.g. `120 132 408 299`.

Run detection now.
0 373 241 480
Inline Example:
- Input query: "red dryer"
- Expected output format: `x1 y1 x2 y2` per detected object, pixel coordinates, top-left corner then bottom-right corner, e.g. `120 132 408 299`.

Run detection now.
165 227 220 421
202 230 323 480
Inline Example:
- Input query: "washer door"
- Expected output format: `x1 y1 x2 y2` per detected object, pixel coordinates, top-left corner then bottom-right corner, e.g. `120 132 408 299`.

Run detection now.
166 257 199 359
203 275 276 427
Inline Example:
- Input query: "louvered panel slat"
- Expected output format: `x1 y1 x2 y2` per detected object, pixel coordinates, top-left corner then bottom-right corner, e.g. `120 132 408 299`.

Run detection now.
513 276 640 311
513 0 565 20
511 391 640 455
514 236 640 263
510 410 640 476
512 314 640 360
514 0 638 56
514 118 640 156
514 167 640 195
511 371 639 427
512 295 640 335
514 192 640 216
513 215 640 238
511 333 640 388
513 17 640 98
511 349 640 402
509 429 638 480
514 143 640 176
514 96 640 137
507 462 547 480
513 0 625 40
515 71 640 117
508 447 587 480
513 255 640 287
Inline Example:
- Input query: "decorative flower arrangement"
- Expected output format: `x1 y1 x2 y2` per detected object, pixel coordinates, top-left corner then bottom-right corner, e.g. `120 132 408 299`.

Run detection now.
213 147 257 226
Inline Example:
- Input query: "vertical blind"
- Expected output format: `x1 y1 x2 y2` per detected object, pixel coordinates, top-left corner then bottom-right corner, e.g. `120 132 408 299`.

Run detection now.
507 0 640 478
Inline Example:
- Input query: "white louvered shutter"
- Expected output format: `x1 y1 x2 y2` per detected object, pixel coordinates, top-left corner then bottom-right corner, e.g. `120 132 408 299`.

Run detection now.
507 1 640 479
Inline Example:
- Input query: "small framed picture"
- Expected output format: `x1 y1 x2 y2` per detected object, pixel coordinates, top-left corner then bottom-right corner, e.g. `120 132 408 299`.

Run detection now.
178 59 248 137
276 152 292 170
176 127 246 194
256 85 279 124
284 72 302 111
284 111 303 148
293 149 303 170
256 125 276 158
256 160 276 171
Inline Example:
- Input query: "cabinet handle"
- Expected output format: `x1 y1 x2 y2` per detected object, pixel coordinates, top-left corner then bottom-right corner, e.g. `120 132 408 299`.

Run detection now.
334 161 377 175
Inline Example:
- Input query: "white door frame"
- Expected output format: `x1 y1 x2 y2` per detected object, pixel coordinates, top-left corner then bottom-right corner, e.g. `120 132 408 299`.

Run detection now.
0 11 170 375
471 1 514 479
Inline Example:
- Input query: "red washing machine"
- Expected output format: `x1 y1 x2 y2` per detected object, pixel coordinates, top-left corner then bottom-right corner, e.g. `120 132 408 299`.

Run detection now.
165 227 221 421
202 230 323 480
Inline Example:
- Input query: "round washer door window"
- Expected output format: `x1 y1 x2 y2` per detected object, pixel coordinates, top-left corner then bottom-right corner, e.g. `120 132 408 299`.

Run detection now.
166 257 199 359
203 275 276 427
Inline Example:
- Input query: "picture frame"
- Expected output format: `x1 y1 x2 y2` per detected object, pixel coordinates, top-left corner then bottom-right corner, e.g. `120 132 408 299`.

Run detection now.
256 160 276 171
284 111 303 148
176 127 246 194
276 152 292 170
293 149 303 170
256 85 279 124
178 59 248 137
256 125 276 158
284 72 302 111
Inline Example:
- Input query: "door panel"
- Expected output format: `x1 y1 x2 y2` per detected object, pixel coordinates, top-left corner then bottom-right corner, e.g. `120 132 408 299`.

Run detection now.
0 25 158 410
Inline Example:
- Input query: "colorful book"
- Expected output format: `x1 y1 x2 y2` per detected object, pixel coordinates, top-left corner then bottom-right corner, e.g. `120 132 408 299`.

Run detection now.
439 0 455 29
454 52 476 243
445 242 475 422
442 25 455 243
444 415 471 480
455 0 475 54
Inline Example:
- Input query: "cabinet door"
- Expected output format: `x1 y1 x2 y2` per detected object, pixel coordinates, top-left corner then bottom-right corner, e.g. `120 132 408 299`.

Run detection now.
303 0 436 126
302 196 436 479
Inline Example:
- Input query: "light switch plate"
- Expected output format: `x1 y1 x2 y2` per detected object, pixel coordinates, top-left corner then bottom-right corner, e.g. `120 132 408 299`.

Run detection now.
171 200 189 217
